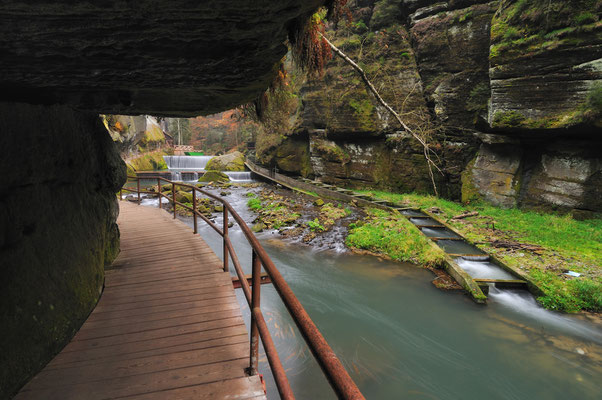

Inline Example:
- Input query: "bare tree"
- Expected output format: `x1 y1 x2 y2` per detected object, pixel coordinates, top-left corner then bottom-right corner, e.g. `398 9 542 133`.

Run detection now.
321 34 442 196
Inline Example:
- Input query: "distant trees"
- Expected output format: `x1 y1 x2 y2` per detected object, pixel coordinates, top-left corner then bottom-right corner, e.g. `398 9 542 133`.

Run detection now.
188 110 259 154
165 118 192 145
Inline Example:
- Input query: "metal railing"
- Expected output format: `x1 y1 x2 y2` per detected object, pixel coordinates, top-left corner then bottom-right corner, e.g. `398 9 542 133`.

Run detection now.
119 176 364 400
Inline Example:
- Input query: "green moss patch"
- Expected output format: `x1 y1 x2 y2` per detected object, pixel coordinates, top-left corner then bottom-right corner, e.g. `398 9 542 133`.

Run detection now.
126 151 168 172
198 170 230 183
346 208 447 268
490 0 601 66
357 190 602 312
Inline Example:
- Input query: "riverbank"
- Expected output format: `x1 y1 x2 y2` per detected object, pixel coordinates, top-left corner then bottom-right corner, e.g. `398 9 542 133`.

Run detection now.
356 190 602 313
177 183 602 400
243 185 466 292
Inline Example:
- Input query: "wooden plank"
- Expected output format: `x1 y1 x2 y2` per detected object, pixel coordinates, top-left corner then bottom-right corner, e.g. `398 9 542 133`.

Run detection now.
25 343 251 388
17 201 266 400
100 278 233 297
93 286 236 310
47 331 249 369
93 286 236 308
105 269 224 286
87 295 237 321
16 358 251 400
121 376 266 400
81 301 241 330
71 309 243 343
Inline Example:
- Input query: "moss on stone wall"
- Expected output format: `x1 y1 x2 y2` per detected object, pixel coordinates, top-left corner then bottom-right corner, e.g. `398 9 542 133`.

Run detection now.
461 157 482 204
490 0 600 64
0 104 126 398
275 137 313 177
489 0 602 129
313 139 351 164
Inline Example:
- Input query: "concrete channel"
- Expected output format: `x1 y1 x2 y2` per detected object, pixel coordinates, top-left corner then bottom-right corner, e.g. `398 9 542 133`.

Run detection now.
245 160 544 303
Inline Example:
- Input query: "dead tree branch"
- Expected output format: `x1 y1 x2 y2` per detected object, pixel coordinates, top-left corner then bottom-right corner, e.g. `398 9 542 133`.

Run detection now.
320 34 442 196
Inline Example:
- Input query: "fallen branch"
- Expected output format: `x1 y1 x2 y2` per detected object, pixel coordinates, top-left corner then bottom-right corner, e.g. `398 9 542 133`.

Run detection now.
489 239 544 253
451 211 479 220
321 34 442 196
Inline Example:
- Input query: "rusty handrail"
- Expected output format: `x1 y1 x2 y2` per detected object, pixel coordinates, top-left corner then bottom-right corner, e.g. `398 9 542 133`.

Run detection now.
120 175 365 400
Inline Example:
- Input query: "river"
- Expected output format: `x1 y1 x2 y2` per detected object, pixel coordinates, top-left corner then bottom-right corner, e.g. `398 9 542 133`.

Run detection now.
140 184 602 400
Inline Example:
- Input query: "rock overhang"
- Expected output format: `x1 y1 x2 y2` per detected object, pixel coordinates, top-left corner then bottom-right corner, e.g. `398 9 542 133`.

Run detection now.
0 0 325 116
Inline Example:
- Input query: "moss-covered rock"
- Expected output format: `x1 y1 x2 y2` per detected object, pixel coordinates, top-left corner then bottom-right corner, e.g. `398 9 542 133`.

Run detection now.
126 151 168 172
460 157 482 204
205 151 245 171
488 0 602 130
198 170 230 183
175 191 193 203
275 137 313 177
312 138 351 164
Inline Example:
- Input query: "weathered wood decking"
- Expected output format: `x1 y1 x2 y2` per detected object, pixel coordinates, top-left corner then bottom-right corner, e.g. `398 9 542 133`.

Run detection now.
16 201 266 400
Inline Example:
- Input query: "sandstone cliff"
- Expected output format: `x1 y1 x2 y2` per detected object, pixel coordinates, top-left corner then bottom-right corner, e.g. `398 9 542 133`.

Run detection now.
257 0 602 215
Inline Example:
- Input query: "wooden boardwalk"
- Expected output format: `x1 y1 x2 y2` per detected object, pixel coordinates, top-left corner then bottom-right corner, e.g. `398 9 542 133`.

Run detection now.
16 201 266 400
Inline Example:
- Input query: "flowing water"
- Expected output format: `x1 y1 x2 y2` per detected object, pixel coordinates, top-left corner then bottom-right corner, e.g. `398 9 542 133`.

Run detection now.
163 155 213 170
162 155 254 182
140 187 602 400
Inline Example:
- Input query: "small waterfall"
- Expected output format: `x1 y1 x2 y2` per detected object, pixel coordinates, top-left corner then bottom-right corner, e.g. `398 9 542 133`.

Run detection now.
171 171 182 181
226 171 253 182
489 287 602 344
164 155 213 182
163 155 213 170
455 257 516 280
461 255 490 261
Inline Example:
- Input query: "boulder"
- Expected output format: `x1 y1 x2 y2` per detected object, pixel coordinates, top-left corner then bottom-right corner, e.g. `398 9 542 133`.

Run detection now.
198 170 230 183
205 151 245 171
175 191 193 204
252 222 266 232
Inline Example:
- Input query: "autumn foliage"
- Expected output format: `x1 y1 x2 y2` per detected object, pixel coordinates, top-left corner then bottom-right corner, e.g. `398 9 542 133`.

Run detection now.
189 110 259 154
289 0 350 76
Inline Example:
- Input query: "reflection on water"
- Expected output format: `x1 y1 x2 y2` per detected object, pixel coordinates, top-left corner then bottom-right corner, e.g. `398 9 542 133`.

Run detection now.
142 187 602 400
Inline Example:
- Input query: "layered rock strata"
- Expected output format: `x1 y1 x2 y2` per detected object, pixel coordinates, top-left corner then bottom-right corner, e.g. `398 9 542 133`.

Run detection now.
258 0 602 213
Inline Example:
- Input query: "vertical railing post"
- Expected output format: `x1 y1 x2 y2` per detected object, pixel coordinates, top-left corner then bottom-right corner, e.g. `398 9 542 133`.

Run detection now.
249 250 261 375
137 178 141 204
192 188 198 234
223 207 229 272
172 182 176 219
119 188 122 200
157 178 162 209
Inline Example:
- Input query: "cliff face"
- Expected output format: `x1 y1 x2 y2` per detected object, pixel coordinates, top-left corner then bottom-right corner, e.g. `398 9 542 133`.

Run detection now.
259 0 602 214
0 104 126 397
103 115 167 154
